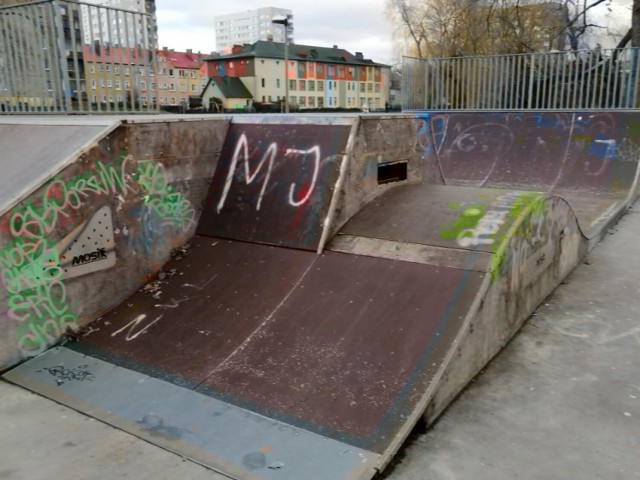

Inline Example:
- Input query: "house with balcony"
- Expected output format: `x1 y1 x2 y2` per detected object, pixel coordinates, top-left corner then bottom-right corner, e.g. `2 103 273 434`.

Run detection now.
202 40 390 111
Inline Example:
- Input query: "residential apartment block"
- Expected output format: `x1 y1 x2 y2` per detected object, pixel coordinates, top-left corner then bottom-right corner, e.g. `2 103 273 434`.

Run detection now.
83 46 209 107
214 7 292 53
202 41 389 111
0 0 157 112
83 44 155 106
155 48 209 106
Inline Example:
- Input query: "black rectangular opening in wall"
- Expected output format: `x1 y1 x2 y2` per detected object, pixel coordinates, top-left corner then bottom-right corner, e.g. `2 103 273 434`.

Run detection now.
378 161 408 185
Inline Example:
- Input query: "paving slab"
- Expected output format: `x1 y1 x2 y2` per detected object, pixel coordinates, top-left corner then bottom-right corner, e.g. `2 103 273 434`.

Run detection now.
0 379 228 480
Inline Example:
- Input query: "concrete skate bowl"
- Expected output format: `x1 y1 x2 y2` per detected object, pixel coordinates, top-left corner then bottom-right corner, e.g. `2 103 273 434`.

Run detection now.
4 112 640 480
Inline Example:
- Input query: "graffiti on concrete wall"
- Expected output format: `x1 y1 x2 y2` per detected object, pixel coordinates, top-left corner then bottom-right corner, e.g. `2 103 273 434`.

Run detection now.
134 160 197 232
0 152 195 358
440 191 549 286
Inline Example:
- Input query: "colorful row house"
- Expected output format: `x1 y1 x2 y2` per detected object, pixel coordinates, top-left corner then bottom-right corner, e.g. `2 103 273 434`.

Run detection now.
83 45 210 108
83 43 156 107
201 41 390 110
155 48 210 106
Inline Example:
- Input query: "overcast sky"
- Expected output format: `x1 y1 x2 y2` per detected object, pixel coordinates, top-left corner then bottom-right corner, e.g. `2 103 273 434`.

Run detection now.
155 0 396 64
155 0 632 63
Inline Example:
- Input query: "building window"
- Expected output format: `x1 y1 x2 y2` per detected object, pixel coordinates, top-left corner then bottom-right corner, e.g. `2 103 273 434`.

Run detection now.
141 81 146 91
107 80 112 87
368 83 373 93
169 69 174 76
91 79 96 88
171 97 176 105
289 79 296 91
114 66 119 74
309 96 315 107
262 78 265 88
105 64 110 72
124 66 130 76
318 96 324 107
98 64 103 72
299 96 306 106
170 84 175 91
360 83 365 92
191 84 198 92
115 80 121 90
89 64 95 73
276 78 280 88
99 79 105 87
318 82 324 91
125 81 131 89
308 80 315 91
299 80 306 91
375 83 381 93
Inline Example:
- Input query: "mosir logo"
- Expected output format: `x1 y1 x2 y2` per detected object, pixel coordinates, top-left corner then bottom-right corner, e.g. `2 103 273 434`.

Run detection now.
71 248 108 267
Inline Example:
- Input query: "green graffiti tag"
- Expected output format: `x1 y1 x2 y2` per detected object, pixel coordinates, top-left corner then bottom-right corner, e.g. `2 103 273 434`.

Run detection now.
440 192 547 282
489 192 546 281
133 160 196 232
1 152 195 357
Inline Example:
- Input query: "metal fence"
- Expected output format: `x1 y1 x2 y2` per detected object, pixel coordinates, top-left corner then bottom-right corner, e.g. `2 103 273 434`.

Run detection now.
403 48 640 111
0 0 158 113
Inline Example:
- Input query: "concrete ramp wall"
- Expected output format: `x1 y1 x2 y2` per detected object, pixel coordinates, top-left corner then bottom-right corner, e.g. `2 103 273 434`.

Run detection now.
0 117 228 368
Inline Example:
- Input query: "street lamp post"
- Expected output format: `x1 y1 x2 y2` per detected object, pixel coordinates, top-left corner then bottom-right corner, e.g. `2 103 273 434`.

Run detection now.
272 14 292 113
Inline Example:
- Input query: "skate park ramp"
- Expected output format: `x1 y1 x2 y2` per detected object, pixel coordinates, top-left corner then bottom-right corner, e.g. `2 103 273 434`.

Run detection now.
419 111 640 238
4 112 640 479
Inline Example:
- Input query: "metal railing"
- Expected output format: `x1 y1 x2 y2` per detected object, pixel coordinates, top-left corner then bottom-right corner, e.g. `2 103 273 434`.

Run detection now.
0 0 158 113
403 48 640 111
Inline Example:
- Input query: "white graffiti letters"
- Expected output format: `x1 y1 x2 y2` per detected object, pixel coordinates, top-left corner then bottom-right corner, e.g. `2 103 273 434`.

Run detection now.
285 146 320 207
217 133 276 213
217 133 322 213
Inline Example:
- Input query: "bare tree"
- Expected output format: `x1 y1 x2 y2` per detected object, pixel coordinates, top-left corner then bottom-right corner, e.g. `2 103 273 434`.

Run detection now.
388 0 613 57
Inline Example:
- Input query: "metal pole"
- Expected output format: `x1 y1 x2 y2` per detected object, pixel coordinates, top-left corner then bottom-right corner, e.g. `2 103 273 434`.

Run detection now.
284 33 289 113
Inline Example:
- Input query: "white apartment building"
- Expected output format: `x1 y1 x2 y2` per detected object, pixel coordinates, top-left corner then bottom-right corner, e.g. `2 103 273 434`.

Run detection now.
81 0 154 47
214 7 292 53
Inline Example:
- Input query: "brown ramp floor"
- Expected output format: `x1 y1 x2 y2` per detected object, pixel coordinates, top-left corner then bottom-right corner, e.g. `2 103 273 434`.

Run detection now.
5 233 484 479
